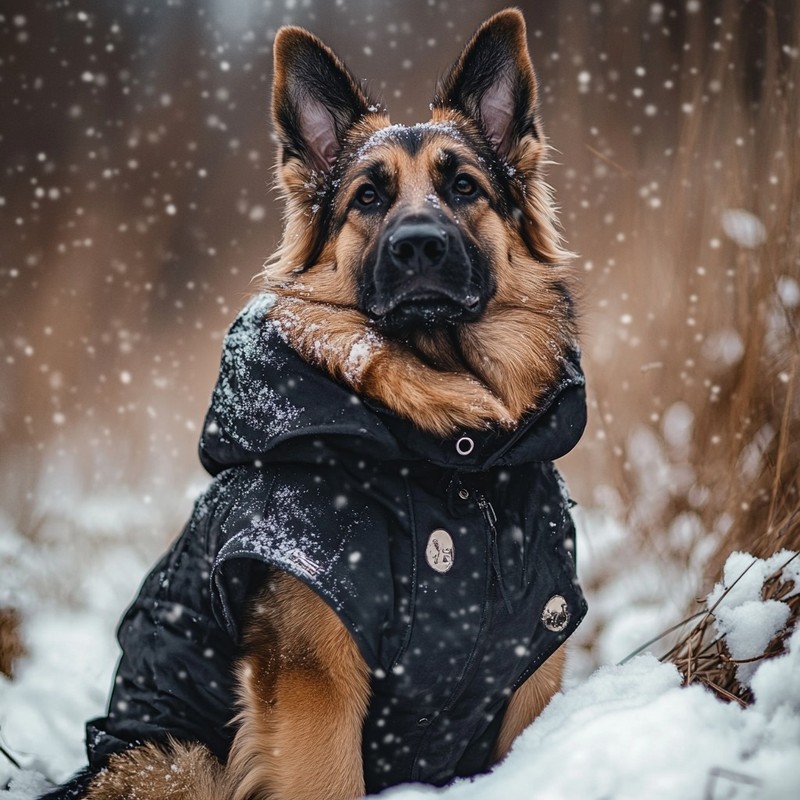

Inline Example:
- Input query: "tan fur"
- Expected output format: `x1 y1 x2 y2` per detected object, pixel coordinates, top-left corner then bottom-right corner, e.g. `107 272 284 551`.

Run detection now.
227 572 371 800
84 740 223 800
267 297 513 436
492 647 565 763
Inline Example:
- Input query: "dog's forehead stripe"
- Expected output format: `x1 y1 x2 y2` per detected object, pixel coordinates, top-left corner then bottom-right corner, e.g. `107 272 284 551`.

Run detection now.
354 121 469 162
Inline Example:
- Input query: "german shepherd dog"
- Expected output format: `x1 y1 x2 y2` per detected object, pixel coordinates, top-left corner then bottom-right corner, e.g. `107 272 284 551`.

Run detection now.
44 9 583 800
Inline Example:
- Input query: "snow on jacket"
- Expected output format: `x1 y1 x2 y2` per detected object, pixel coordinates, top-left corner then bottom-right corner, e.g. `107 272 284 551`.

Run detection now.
83 295 588 794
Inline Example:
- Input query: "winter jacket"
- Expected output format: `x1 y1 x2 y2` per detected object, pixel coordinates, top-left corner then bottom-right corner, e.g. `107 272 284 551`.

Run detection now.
79 295 588 795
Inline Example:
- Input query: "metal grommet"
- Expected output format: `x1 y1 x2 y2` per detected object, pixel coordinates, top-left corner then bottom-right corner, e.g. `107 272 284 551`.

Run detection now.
457 487 470 500
417 717 429 726
455 436 474 456
541 595 570 632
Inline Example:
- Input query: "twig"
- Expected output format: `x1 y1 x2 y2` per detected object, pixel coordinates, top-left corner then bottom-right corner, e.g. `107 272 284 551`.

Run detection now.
704 766 762 800
620 610 706 665
584 144 635 178
767 355 797 534
0 741 21 770
702 681 748 708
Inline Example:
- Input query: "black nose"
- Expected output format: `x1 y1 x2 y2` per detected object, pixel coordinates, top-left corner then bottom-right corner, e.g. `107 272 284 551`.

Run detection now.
388 224 448 272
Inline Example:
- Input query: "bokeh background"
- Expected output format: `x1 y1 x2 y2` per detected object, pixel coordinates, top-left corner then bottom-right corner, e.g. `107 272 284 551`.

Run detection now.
1 0 799 679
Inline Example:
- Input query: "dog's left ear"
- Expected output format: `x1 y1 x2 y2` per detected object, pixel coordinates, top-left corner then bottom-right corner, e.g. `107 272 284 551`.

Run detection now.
433 9 538 160
272 26 374 175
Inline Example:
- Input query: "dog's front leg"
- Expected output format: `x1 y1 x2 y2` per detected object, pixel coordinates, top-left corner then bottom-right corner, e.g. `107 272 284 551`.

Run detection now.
491 646 565 763
228 572 371 800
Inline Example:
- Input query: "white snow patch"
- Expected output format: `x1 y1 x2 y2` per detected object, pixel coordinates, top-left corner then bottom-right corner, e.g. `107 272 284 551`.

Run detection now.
702 328 744 366
0 773 51 800
720 208 767 248
750 626 800 717
1 611 120 783
706 550 798 685
777 275 800 309
382 648 800 800
715 600 790 683
344 331 383 383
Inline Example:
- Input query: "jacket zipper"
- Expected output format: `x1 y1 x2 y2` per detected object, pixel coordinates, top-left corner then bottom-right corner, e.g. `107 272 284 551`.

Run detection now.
478 493 513 615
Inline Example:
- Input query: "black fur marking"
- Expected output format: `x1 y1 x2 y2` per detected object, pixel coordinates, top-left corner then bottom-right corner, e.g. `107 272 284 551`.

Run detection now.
355 196 497 334
298 197 335 271
383 125 426 157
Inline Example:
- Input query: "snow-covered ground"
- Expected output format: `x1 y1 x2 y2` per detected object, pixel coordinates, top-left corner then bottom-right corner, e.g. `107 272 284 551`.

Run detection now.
2 496 798 800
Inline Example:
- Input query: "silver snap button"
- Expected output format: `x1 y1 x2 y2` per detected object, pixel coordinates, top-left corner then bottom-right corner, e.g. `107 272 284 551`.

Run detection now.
457 488 470 500
455 436 474 456
541 595 570 632
425 529 455 573
417 717 429 726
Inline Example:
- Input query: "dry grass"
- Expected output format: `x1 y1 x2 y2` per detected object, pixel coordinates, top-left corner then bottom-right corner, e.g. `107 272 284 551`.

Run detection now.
665 551 799 706
586 2 800 696
0 608 24 680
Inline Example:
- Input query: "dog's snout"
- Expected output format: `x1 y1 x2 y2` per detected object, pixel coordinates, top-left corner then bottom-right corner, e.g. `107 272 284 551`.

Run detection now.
388 224 448 272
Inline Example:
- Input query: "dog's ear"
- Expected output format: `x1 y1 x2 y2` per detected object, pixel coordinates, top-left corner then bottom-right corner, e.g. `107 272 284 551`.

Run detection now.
272 27 373 175
434 9 538 159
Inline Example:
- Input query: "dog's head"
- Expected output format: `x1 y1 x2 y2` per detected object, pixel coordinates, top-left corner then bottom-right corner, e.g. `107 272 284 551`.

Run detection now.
266 10 578 426
267 10 575 345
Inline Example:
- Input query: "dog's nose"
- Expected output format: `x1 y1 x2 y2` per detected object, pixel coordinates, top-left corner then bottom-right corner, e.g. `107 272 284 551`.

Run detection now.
388 224 448 272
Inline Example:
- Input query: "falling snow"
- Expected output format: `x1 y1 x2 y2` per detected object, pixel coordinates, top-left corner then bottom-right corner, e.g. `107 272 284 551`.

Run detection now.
2 2 800 799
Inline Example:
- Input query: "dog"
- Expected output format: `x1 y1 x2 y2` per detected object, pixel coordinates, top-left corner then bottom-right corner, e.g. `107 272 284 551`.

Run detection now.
43 9 587 800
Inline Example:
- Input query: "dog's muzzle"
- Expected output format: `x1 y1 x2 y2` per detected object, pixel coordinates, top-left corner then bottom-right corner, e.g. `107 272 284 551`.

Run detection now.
366 216 483 331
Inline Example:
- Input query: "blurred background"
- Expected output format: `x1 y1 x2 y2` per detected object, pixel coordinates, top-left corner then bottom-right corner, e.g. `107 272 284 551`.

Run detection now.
1 0 799 683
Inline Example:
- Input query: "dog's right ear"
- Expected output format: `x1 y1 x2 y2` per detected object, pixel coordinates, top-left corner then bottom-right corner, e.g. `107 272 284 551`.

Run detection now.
433 10 538 161
272 27 373 176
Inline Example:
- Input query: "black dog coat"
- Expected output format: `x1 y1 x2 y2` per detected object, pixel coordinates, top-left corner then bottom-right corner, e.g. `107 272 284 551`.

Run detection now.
76 296 588 794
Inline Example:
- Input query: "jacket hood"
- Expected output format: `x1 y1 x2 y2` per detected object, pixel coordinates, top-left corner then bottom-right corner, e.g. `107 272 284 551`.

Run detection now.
199 295 586 474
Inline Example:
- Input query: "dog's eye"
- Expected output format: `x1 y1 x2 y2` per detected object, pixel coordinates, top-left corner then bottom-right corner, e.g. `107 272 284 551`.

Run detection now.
355 184 378 207
454 174 478 196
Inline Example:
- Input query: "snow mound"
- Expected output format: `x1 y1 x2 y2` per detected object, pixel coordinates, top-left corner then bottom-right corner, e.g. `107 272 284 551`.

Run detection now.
0 773 51 800
707 549 798 685
381 638 800 799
